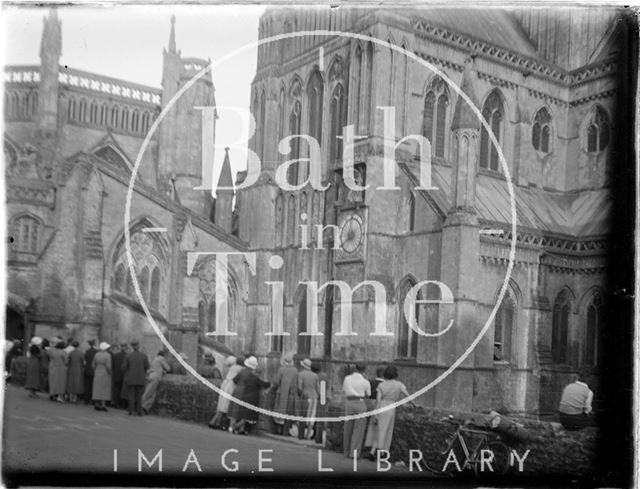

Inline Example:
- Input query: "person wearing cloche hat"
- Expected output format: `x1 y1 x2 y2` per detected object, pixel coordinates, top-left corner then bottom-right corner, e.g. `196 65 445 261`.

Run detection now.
198 350 222 381
91 342 112 411
209 355 243 430
297 358 320 440
228 356 270 435
269 353 299 436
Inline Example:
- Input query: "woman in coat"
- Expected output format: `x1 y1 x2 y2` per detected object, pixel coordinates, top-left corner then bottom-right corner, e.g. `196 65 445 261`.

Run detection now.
25 343 41 398
269 353 299 435
48 340 68 402
66 341 85 403
92 342 112 411
39 338 50 394
209 355 243 430
229 356 270 435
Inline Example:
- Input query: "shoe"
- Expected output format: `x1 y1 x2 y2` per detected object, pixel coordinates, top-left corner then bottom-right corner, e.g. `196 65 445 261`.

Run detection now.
95 405 101 411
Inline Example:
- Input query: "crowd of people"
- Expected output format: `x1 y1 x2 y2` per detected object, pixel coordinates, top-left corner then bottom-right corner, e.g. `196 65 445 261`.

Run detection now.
16 336 213 416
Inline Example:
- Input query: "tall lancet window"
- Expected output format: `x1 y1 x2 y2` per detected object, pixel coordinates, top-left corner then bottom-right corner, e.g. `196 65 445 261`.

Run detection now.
532 107 552 153
479 90 504 171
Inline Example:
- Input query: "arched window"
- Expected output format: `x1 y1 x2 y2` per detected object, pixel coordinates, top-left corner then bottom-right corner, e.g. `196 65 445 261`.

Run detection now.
297 291 310 356
286 195 296 245
110 106 119 127
494 289 516 362
141 112 150 133
552 290 571 364
408 193 416 232
532 107 552 153
277 87 286 161
353 45 362 131
131 109 140 133
422 77 449 158
397 277 419 359
11 92 20 118
271 293 285 353
100 103 108 125
198 300 206 330
68 97 77 120
78 99 87 122
126 270 134 297
586 105 610 153
150 266 161 310
121 107 129 130
89 101 98 124
479 91 504 171
329 83 346 162
208 301 217 334
365 42 374 133
585 293 603 366
287 100 301 185
307 69 324 146
138 267 150 302
12 215 40 253
114 263 126 292
275 192 284 247
28 92 38 117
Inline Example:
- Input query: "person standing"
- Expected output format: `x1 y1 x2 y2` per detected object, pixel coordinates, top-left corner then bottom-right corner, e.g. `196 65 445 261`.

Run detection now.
122 340 150 416
313 362 329 444
141 350 171 414
558 370 596 430
111 343 128 409
342 363 371 458
83 340 98 404
209 355 243 430
92 342 112 411
48 340 69 402
25 342 41 398
297 358 319 440
270 353 299 436
39 338 50 395
368 365 416 459
364 365 387 455
66 341 85 404
229 356 270 435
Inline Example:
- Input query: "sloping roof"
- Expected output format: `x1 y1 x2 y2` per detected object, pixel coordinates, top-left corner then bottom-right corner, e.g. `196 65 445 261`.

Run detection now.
412 163 611 238
411 8 539 59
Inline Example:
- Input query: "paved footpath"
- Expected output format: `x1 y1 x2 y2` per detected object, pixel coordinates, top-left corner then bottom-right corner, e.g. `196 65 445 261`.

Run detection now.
2 384 429 484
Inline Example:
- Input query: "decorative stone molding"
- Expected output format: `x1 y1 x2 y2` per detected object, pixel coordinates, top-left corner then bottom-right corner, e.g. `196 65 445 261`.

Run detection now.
6 183 56 207
541 253 607 275
476 71 517 90
569 89 616 107
527 88 569 109
414 51 464 73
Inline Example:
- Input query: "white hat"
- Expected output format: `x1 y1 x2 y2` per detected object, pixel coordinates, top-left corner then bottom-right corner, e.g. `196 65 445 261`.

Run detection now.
301 358 312 370
225 355 237 367
30 336 43 346
244 356 258 370
99 342 110 351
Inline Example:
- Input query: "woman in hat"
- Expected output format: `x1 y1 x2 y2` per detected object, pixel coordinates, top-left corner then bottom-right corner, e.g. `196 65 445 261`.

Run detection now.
297 358 319 440
92 342 112 411
209 355 243 430
198 351 222 380
269 353 299 436
25 340 42 398
39 338 50 395
66 341 85 403
229 356 270 435
47 340 68 402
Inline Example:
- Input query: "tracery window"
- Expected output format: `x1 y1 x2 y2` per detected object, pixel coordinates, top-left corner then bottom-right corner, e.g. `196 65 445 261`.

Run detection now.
584 293 603 366
494 288 516 362
397 277 419 359
532 107 552 153
586 105 610 153
552 289 571 364
422 76 449 158
12 215 41 253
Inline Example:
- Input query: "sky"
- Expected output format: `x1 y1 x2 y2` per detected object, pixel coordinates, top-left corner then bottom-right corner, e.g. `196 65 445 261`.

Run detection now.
2 5 266 181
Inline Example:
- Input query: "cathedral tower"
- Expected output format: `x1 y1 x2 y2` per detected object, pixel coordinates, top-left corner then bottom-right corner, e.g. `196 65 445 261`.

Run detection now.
158 15 217 217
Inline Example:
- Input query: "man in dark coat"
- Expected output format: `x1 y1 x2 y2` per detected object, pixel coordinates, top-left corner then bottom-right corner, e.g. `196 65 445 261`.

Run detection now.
83 339 98 404
122 340 149 416
111 343 128 409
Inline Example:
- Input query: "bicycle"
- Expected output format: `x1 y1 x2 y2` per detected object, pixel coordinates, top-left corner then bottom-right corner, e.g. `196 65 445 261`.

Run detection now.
422 417 512 478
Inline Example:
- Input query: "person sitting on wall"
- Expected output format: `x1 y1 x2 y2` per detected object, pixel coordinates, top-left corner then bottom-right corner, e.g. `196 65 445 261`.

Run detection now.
198 352 222 380
558 369 596 430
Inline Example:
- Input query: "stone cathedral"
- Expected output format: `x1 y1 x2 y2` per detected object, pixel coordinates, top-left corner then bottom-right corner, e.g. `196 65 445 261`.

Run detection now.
4 7 625 414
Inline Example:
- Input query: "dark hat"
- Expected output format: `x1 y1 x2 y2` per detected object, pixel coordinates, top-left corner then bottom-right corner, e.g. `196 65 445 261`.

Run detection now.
87 339 96 346
130 340 140 347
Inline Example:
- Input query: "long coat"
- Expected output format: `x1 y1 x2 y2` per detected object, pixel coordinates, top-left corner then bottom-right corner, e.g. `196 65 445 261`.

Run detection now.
122 350 150 386
67 348 85 394
229 367 269 423
217 364 243 414
271 365 299 417
39 348 49 392
84 347 97 377
48 348 68 396
92 351 112 401
25 345 41 390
